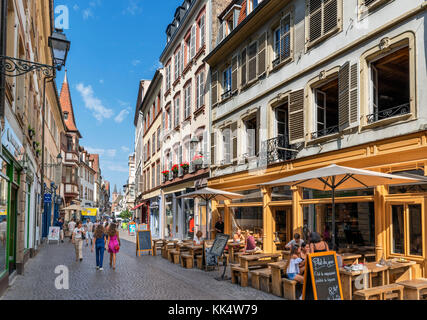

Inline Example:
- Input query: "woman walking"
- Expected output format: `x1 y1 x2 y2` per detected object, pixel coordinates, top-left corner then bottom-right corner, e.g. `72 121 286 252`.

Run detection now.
72 221 86 262
107 223 121 270
92 224 107 270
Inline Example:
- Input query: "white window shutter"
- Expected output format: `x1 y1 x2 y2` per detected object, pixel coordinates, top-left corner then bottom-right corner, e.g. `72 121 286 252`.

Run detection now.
191 24 196 58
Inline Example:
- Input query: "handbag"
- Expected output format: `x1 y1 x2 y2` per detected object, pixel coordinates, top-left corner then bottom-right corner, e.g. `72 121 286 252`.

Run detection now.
81 229 86 240
114 244 120 252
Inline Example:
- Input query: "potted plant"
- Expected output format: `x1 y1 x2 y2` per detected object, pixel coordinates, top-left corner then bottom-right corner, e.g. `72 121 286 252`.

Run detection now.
162 170 170 180
35 148 41 157
192 154 203 166
171 164 179 177
28 125 35 139
180 162 189 174
33 141 40 150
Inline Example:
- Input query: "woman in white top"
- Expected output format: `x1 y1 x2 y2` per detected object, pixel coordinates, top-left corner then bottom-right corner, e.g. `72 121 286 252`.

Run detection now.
193 231 203 245
285 245 304 283
72 221 86 262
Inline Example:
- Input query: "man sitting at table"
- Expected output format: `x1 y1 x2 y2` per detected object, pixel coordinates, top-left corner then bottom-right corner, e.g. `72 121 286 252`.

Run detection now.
285 233 302 250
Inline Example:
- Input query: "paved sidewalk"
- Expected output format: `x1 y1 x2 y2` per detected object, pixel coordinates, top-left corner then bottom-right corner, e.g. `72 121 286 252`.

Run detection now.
1 231 282 300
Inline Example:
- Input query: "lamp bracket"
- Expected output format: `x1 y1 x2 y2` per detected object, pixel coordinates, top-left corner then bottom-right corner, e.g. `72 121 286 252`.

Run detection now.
0 55 55 78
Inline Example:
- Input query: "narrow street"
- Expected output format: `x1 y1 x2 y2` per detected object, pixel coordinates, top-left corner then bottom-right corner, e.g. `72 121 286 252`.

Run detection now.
0 231 281 300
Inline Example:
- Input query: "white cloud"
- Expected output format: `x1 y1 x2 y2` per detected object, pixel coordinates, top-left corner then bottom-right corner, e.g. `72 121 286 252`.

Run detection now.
86 147 117 158
123 0 143 15
150 60 163 71
132 59 141 66
76 83 113 122
99 79 104 84
82 8 93 19
121 146 130 152
114 108 131 123
73 4 79 11
107 164 129 173
107 149 117 157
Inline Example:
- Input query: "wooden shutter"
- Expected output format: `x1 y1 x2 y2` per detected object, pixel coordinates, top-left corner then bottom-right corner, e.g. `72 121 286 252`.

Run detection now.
339 61 350 130
288 89 305 143
257 33 267 76
231 56 238 92
241 49 247 87
191 24 196 58
349 63 358 124
308 0 322 43
231 122 238 162
211 71 218 105
211 132 216 165
248 42 257 82
323 0 338 34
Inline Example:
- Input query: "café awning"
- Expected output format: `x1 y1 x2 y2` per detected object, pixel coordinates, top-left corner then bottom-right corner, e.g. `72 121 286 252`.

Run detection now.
131 202 144 211
61 204 83 211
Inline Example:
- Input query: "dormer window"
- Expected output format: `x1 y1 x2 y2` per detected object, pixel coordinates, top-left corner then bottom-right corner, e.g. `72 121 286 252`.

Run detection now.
63 111 69 120
247 0 262 15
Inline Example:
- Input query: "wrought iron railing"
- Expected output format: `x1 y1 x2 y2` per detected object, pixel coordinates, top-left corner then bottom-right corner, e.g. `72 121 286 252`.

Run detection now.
264 135 297 165
366 103 410 124
311 125 339 140
221 90 232 100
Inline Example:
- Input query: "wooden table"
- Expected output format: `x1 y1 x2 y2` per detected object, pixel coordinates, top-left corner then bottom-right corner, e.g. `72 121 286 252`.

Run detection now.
239 253 281 270
152 239 165 256
227 242 245 263
339 267 370 300
386 260 416 283
397 278 427 300
268 260 287 297
186 244 203 257
341 253 362 265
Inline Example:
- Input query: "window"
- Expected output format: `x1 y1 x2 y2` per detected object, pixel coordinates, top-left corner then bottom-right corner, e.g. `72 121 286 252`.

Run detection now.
222 127 231 164
360 0 391 13
390 203 423 257
185 36 191 65
166 63 171 91
157 127 161 151
241 49 247 87
174 96 180 128
367 46 410 124
184 83 192 119
152 164 156 189
63 112 69 120
222 66 232 97
198 14 205 49
152 133 156 155
247 42 257 82
156 162 161 187
174 50 181 81
307 0 340 46
190 25 196 58
196 71 205 109
247 0 261 14
245 116 258 157
273 14 292 66
312 76 339 139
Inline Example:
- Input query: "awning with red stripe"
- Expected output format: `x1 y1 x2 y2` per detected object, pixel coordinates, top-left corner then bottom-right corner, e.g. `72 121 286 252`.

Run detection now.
131 203 144 211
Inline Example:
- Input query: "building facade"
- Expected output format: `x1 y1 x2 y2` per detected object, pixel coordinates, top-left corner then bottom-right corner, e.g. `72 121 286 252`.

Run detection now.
205 0 427 276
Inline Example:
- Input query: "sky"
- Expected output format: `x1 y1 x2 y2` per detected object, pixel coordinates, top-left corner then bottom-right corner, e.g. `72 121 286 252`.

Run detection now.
54 0 180 194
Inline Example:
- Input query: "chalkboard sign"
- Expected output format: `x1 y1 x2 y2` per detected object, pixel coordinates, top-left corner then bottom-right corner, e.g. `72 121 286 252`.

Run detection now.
302 251 343 300
210 233 230 257
136 230 153 257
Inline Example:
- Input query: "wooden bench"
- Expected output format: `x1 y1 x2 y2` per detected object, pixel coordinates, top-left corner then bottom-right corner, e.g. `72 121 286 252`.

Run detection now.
259 269 272 293
397 278 427 300
170 250 181 264
353 284 404 300
231 265 249 287
180 253 194 269
196 255 203 269
167 248 175 262
282 278 297 300
250 268 269 290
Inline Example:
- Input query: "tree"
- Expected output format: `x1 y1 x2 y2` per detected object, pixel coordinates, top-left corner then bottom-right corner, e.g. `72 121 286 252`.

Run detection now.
119 210 132 220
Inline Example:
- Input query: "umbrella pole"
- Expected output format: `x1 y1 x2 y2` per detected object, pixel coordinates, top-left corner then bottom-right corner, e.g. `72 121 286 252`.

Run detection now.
331 186 336 250
206 201 209 240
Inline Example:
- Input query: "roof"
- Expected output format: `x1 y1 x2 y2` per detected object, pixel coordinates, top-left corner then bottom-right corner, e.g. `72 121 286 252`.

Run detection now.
59 71 82 138
89 154 100 173
134 69 163 126
133 79 152 127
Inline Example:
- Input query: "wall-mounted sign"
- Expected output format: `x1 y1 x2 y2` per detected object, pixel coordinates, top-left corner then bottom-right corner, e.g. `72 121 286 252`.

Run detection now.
82 208 98 216
2 119 24 162
44 194 52 203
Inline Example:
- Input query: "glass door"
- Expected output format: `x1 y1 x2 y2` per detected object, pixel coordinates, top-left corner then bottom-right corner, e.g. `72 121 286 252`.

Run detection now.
8 187 17 274
273 207 291 250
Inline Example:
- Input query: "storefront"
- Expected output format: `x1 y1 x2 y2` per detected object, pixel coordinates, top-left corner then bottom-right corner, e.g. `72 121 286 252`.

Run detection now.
209 131 427 277
148 196 162 239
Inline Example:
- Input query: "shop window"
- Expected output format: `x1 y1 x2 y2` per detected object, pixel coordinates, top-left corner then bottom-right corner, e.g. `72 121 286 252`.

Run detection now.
303 188 374 199
312 76 339 139
231 189 263 203
0 174 9 274
367 47 410 124
388 169 427 194
271 186 292 201
230 206 263 235
183 198 195 240
409 205 422 256
391 205 404 254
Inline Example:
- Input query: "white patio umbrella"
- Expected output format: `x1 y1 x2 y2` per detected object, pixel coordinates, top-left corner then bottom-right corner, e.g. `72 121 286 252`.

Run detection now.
61 204 84 211
261 164 423 248
177 188 243 239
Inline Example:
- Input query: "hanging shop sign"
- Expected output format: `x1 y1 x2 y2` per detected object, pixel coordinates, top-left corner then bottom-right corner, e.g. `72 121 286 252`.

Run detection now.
2 119 24 162
0 209 6 216
82 208 98 216
44 193 52 203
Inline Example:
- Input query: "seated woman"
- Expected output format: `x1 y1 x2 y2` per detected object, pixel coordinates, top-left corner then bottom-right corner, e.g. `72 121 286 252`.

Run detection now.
193 230 203 245
285 245 304 284
240 230 257 253
233 228 244 243
298 241 310 275
309 232 329 253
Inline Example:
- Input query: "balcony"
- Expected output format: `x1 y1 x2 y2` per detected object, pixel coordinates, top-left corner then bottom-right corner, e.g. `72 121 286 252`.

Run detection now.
366 103 410 125
65 183 79 195
65 152 79 163
264 135 297 165
311 125 340 140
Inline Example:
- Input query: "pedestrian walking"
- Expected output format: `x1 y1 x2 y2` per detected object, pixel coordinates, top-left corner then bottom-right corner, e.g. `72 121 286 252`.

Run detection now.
92 224 107 270
68 218 76 242
54 218 64 243
107 223 121 270
72 221 86 262
86 218 94 247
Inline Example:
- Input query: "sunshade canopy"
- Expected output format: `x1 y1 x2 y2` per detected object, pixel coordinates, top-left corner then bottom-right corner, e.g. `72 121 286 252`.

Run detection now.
177 187 243 201
261 164 422 191
61 204 83 211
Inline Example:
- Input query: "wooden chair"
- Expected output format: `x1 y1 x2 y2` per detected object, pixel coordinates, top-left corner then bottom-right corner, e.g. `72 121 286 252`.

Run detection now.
282 278 297 300
231 265 249 287
170 250 181 264
353 284 404 300
180 253 194 269
196 255 203 269
397 278 427 300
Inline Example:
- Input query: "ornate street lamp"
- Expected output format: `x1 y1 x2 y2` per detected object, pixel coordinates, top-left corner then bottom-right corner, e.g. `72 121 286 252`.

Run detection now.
48 29 71 71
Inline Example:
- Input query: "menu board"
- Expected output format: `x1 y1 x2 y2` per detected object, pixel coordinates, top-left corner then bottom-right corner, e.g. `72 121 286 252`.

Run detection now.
136 230 152 257
303 251 343 300
210 233 230 257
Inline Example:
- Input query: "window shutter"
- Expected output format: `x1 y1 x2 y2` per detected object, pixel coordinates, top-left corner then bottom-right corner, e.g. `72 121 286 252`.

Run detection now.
257 33 267 76
349 63 358 124
231 56 238 92
179 145 183 164
181 42 185 72
211 132 216 165
211 71 218 105
203 131 208 166
324 0 338 35
308 0 322 43
217 23 224 45
281 15 291 60
288 89 305 143
191 24 196 58
241 49 247 87
200 15 206 47
231 122 238 162
248 43 257 82
338 61 350 130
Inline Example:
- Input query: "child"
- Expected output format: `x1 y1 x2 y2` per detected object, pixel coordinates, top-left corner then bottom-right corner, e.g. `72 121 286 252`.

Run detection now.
107 223 121 270
285 245 304 283
92 224 107 270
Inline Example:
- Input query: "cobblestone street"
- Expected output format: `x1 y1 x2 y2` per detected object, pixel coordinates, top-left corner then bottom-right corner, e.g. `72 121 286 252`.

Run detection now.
1 231 282 300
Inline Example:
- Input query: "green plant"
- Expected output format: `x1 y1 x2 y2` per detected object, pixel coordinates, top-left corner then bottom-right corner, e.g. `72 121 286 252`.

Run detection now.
119 210 132 220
